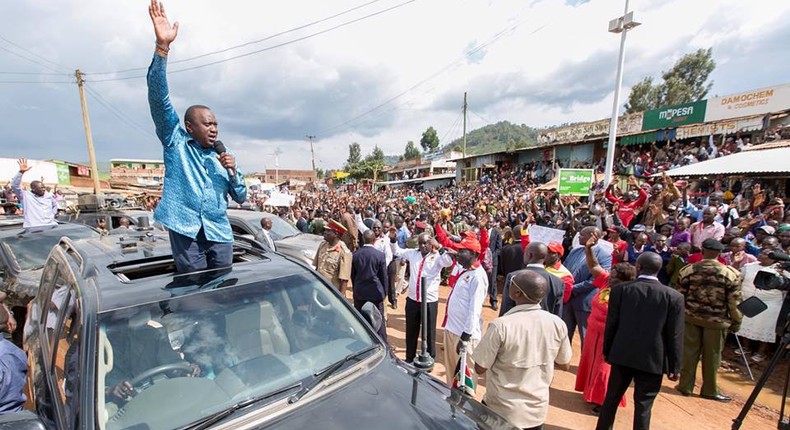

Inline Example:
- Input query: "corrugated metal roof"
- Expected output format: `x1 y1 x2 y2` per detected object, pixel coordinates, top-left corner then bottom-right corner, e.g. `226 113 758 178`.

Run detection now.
664 146 790 177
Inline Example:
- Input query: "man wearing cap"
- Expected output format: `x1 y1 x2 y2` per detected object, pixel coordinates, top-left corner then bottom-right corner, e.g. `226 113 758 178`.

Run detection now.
689 207 725 252
676 238 742 402
473 270 572 430
314 219 353 295
442 232 488 385
389 230 453 363
545 241 575 304
745 225 776 257
0 293 26 413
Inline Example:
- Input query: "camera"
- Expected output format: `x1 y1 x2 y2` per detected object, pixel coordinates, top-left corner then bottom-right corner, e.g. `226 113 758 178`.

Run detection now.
754 251 790 290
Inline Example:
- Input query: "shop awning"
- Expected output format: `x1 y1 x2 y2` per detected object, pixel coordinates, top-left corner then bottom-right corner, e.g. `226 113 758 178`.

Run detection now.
664 146 790 177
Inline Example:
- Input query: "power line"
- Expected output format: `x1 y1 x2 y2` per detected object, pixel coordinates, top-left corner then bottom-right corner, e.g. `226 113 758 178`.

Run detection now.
0 34 72 73
83 84 155 139
88 0 389 75
0 79 73 84
440 111 463 145
317 19 546 135
469 109 491 125
0 45 66 75
86 0 416 82
0 71 70 76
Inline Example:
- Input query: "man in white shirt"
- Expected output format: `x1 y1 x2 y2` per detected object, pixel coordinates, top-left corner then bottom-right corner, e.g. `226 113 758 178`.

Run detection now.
473 270 572 430
259 217 276 251
10 158 57 229
442 232 488 385
389 230 453 363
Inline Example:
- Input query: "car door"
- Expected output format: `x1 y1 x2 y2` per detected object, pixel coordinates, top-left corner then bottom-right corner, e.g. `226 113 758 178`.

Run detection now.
30 252 86 429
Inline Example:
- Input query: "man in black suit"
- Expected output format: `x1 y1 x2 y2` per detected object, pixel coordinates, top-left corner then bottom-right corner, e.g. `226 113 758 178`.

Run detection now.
500 242 564 317
487 220 504 310
596 252 685 430
351 230 389 341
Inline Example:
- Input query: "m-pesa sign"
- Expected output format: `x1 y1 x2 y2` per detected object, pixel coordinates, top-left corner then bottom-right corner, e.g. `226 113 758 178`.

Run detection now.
642 100 706 131
705 83 790 122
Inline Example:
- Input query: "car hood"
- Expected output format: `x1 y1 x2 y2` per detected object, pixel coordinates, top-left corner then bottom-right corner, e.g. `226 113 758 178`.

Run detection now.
247 356 516 430
275 234 322 258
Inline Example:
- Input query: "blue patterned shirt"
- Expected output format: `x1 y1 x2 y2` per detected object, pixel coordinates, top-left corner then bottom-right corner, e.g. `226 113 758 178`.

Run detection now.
147 55 246 243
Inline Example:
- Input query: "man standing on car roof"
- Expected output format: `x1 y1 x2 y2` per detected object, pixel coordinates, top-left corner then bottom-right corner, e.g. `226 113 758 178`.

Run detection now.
146 0 247 273
10 158 58 229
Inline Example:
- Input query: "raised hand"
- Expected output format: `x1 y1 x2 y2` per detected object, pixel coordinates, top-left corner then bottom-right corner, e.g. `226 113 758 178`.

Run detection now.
149 0 179 47
17 158 31 174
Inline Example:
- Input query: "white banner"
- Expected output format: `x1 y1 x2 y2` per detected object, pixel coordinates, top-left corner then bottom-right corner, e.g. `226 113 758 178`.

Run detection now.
527 225 566 246
675 116 764 139
264 192 295 207
0 158 58 184
705 83 790 122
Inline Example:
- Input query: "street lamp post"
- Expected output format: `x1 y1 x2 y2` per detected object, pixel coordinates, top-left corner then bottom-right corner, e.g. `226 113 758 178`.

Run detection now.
603 0 641 187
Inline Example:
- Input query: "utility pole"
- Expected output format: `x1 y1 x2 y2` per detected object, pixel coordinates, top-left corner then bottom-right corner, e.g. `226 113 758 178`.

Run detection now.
462 92 468 158
75 69 102 195
306 135 316 172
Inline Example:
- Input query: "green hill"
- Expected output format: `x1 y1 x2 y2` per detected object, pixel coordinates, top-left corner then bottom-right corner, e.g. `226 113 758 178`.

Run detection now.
444 120 538 155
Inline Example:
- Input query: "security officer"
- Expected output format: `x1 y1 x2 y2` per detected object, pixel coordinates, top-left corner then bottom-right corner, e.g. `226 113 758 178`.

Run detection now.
313 219 353 295
676 238 742 402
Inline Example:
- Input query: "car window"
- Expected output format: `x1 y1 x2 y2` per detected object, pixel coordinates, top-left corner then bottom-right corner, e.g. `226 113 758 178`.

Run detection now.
98 271 377 430
51 287 82 429
265 215 299 240
0 227 99 270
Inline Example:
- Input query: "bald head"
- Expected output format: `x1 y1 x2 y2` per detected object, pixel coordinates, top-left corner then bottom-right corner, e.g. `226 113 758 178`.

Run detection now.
510 270 548 305
525 242 548 265
636 252 663 277
362 229 377 245
579 226 601 245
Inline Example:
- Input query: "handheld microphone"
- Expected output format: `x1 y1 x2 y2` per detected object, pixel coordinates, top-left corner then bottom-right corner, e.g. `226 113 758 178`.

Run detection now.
212 140 236 178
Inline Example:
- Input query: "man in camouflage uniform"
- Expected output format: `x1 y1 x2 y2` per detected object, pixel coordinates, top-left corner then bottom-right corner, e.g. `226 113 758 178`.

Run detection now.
314 219 352 295
676 238 742 402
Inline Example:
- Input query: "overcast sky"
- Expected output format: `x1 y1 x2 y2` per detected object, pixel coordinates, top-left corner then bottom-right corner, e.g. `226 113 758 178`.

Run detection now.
2 0 789 173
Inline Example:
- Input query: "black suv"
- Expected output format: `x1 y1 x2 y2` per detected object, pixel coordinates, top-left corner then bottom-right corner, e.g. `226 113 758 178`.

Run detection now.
7 230 516 429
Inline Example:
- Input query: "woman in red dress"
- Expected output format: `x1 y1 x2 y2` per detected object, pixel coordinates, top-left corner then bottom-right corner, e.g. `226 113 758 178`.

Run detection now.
574 233 636 415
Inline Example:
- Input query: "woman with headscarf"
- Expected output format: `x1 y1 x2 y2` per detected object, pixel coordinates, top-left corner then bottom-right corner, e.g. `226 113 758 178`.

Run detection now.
574 233 637 415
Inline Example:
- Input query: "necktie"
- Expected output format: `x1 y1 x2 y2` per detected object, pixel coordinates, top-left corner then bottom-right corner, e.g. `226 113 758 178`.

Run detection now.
415 257 427 302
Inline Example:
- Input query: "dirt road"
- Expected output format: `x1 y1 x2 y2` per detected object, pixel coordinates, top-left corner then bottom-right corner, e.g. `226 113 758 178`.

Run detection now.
369 285 781 430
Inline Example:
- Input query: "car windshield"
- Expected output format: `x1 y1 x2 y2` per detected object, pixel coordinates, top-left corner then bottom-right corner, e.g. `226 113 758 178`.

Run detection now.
97 271 378 430
0 226 99 270
265 215 300 240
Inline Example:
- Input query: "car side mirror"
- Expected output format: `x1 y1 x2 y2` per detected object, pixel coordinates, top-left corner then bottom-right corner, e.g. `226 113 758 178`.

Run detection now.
360 302 383 332
0 411 47 429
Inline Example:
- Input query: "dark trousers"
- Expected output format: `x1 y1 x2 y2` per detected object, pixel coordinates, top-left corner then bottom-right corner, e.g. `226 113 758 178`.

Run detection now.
562 300 590 348
488 257 499 304
596 364 663 430
387 260 398 305
354 300 388 342
169 228 233 273
405 298 438 362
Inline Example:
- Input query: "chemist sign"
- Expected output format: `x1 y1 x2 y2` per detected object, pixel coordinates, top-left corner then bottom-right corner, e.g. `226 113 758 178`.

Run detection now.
557 169 593 196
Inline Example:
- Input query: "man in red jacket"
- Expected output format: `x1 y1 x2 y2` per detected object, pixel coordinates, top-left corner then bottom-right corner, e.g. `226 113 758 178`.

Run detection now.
605 176 648 228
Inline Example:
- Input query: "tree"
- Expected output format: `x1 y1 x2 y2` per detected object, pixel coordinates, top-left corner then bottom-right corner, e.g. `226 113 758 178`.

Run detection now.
403 140 420 160
624 77 661 113
624 48 715 113
420 126 440 152
346 142 361 168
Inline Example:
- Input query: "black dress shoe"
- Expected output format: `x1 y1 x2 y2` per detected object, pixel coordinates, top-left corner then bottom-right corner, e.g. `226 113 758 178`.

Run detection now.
390 300 398 310
675 387 691 397
701 394 732 403
591 405 601 416
490 302 498 311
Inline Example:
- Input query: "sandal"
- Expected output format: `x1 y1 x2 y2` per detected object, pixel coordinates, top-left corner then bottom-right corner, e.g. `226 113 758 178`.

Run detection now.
751 353 766 363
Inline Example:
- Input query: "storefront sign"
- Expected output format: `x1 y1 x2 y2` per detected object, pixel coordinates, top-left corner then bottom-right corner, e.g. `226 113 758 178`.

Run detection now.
675 116 764 140
56 163 71 185
77 165 90 177
705 83 790 122
557 168 593 196
617 112 644 135
538 119 610 145
642 100 707 130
